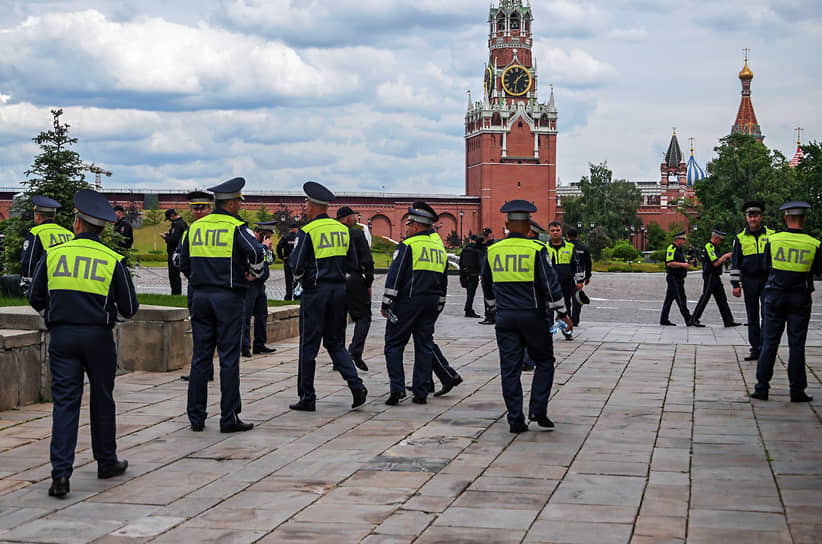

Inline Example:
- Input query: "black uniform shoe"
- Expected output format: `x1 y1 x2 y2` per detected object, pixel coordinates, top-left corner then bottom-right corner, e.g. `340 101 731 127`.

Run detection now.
48 477 70 497
98 459 128 479
351 387 368 408
406 383 435 393
724 322 742 327
529 414 555 429
750 390 769 401
190 422 204 432
478 318 495 325
253 346 277 354
791 392 813 403
221 418 254 433
509 421 529 434
687 321 706 328
289 400 316 412
353 357 369 371
660 320 677 326
180 375 190 381
385 391 407 406
241 348 252 357
465 311 482 318
744 351 760 361
412 396 427 405
434 375 463 397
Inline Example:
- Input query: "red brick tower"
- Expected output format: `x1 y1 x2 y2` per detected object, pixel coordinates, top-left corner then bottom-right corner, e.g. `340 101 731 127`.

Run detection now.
731 50 764 142
465 0 557 238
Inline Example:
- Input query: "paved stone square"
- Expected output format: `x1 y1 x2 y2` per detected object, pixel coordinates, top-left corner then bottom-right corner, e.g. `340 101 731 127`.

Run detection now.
1 273 820 543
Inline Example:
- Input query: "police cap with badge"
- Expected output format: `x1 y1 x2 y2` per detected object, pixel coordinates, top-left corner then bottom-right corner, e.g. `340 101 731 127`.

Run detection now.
304 181 336 205
742 200 764 215
673 231 687 240
254 221 277 233
74 189 117 226
407 201 437 225
31 195 62 214
187 190 214 210
500 199 536 219
712 229 727 239
209 177 246 200
780 201 811 215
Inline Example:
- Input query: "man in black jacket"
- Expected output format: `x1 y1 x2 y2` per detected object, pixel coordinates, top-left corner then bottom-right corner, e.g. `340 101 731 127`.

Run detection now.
337 206 373 371
566 229 592 326
161 208 187 295
458 235 483 318
277 223 299 300
112 205 134 250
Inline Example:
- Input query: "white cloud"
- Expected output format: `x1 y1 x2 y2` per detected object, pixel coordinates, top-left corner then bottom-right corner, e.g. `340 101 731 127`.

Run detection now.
534 45 617 88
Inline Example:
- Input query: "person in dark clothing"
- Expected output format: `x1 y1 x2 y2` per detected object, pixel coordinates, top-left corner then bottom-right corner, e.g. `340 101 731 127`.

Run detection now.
689 229 741 327
161 208 187 295
277 223 299 300
242 222 276 357
337 206 373 371
112 205 134 250
545 221 584 339
566 228 592 326
660 231 693 326
458 235 483 318
478 227 496 324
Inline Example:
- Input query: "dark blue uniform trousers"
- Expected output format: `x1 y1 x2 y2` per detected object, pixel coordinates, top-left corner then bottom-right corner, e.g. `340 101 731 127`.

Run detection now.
49 325 118 480
187 287 244 428
742 275 767 353
755 290 811 394
495 310 555 426
298 283 364 404
242 281 268 352
660 275 691 323
432 343 460 387
187 282 213 380
384 295 438 399
692 275 735 325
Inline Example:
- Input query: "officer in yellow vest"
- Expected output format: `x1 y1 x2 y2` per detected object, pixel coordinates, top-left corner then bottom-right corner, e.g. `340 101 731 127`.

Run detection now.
660 231 692 326
179 177 267 432
689 230 741 327
482 200 571 433
751 201 822 402
383 201 448 405
288 182 367 412
546 221 584 339
28 189 139 498
730 200 776 361
20 195 73 287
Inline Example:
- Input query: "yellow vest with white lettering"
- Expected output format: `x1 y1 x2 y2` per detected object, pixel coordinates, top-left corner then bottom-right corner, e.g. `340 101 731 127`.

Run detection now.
31 222 74 249
46 238 120 296
302 217 350 259
487 238 541 283
769 232 820 273
188 213 243 258
405 233 447 273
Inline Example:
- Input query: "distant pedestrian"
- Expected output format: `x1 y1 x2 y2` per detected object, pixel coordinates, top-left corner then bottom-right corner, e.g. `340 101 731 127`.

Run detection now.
112 205 134 250
659 231 693 326
458 235 483 318
566 228 592 326
478 227 496 324
161 208 187 295
242 221 276 357
277 222 299 300
336 206 373 371
689 230 741 328
545 221 584 339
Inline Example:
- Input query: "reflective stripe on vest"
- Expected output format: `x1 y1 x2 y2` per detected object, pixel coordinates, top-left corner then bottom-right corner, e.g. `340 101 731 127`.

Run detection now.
46 238 119 296
405 233 447 273
188 214 243 258
705 241 718 262
31 223 73 249
769 232 820 273
547 241 574 265
736 227 774 256
487 238 541 283
302 218 350 259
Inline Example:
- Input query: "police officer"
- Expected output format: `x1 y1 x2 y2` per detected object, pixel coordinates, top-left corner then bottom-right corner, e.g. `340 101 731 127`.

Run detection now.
689 230 741 327
180 177 267 433
730 200 775 360
522 220 547 371
660 231 693 326
20 195 73 288
566 228 592 326
112 205 134 250
478 227 497 324
28 189 138 498
481 200 570 433
751 201 822 402
242 221 277 357
288 182 367 411
458 235 483 318
277 222 299 300
546 221 584 339
383 201 448 405
336 206 373 371
162 208 187 295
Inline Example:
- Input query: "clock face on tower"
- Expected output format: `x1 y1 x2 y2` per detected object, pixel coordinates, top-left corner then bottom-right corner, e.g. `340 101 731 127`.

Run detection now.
502 64 531 96
484 67 493 97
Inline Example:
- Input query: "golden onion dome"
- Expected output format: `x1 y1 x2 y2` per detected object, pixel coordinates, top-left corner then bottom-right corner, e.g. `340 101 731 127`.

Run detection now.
739 60 754 80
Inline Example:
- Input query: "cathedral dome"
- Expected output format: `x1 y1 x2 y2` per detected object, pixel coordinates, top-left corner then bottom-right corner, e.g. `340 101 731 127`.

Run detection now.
739 60 754 80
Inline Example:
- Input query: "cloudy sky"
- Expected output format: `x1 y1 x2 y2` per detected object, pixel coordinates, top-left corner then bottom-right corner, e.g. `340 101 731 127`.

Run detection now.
0 0 819 195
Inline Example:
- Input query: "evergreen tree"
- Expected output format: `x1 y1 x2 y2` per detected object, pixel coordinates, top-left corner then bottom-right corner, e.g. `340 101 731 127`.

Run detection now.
792 140 822 238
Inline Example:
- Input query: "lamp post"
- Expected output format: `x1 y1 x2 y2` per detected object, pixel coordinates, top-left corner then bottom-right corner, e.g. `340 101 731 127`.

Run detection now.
459 210 464 242
630 225 636 249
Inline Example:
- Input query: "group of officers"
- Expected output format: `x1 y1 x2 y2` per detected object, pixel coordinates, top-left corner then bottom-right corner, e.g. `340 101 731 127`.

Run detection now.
21 179 820 498
661 199 820 403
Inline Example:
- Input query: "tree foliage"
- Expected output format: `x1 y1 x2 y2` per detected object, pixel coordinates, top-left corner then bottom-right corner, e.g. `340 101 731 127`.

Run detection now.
586 227 612 261
444 229 461 248
792 140 822 238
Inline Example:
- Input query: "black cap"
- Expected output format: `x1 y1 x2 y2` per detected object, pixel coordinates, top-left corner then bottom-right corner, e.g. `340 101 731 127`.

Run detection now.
780 201 811 216
303 181 336 205
500 199 537 220
712 229 727 238
165 208 177 220
112 205 124 213
208 177 245 200
336 206 356 219
406 201 437 225
482 227 492 235
74 189 116 227
530 219 545 235
575 290 590 305
255 221 277 232
673 231 687 240
31 195 62 213
469 234 479 241
187 190 214 205
289 222 298 229
742 200 764 214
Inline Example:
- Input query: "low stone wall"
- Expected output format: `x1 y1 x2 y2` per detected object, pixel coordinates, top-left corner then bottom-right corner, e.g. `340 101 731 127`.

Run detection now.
0 329 47 410
264 305 300 343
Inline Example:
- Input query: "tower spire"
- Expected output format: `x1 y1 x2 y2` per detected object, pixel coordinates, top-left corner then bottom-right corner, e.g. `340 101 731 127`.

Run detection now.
790 127 805 167
731 49 763 142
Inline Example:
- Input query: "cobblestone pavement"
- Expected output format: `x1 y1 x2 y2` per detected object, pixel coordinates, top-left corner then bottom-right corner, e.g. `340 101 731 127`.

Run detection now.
1 272 820 543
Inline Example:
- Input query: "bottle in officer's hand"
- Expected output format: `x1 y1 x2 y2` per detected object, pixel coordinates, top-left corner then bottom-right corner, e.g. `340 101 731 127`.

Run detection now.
386 308 399 324
549 320 567 335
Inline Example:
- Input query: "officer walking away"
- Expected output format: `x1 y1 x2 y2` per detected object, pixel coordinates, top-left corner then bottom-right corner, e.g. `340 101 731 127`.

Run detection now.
277 222 299 300
112 205 134 250
242 221 277 357
478 227 497 324
751 201 822 402
688 230 741 327
20 195 73 289
28 189 138 498
566 228 592 326
161 208 187 295
458 234 483 318
481 200 571 433
180 177 266 433
337 206 373 371
546 221 584 339
383 201 448 405
730 200 775 361
288 182 367 412
660 231 693 326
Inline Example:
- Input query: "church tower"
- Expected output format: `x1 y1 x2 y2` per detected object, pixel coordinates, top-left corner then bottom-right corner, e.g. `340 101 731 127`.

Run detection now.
465 0 557 236
731 50 764 142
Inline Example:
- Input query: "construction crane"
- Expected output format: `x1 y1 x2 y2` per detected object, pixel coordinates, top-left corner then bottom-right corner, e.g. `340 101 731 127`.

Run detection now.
82 163 112 191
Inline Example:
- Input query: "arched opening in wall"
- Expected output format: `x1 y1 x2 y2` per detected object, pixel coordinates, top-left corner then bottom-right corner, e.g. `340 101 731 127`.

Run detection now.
510 13 520 30
437 213 458 246
497 13 505 31
370 214 393 240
